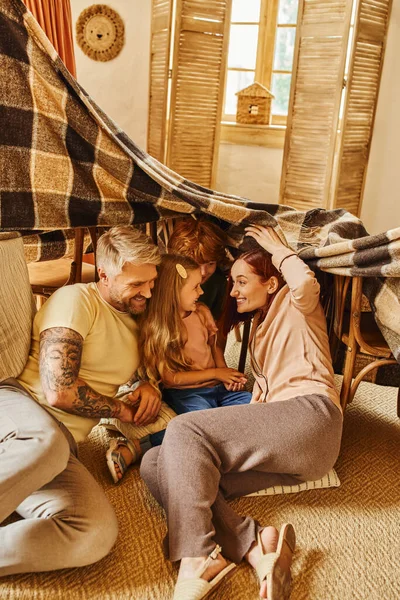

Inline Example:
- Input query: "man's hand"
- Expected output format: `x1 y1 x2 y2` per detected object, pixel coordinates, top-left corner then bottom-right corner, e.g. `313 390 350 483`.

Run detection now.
125 382 161 426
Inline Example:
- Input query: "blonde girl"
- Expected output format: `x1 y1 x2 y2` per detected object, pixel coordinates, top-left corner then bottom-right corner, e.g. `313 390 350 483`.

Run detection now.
140 254 251 416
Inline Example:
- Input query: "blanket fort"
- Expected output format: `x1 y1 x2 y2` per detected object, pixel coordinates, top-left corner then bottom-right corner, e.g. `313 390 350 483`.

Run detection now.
0 0 399 362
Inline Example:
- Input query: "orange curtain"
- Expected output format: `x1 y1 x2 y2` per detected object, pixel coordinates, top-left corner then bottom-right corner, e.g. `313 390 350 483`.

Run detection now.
23 0 76 77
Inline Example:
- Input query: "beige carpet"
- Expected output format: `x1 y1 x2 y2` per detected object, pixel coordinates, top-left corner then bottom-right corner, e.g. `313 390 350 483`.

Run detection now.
1 371 399 599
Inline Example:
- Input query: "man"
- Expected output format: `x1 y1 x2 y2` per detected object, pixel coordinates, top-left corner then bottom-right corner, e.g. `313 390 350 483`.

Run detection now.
0 226 161 576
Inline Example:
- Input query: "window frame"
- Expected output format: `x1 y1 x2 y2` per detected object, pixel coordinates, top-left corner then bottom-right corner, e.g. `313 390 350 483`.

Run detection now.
221 0 298 144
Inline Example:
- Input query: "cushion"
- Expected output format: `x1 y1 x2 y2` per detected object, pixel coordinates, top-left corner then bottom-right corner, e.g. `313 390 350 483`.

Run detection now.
246 469 341 496
0 233 35 381
99 399 177 441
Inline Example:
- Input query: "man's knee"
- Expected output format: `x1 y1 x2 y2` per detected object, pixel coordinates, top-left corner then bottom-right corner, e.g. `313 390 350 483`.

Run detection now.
69 499 118 566
87 508 119 563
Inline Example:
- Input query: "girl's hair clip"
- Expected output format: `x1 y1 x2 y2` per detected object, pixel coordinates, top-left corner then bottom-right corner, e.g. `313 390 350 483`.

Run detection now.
176 263 188 279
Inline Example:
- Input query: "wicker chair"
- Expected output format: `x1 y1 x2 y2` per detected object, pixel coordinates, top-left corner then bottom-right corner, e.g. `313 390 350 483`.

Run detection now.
331 275 399 414
27 228 97 303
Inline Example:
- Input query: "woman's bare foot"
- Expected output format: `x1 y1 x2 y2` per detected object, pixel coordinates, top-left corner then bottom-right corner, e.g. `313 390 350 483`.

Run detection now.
113 439 141 480
245 526 281 598
177 553 228 584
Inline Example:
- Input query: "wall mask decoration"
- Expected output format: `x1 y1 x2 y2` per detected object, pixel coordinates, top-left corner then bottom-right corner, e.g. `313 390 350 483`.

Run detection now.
76 4 125 62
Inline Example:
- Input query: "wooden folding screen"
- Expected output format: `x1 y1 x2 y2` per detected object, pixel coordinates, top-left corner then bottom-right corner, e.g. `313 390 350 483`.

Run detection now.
280 0 392 215
148 0 231 187
147 0 173 163
334 0 393 214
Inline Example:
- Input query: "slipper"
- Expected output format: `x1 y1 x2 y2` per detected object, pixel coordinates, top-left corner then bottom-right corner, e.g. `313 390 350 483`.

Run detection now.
255 523 296 600
173 544 236 600
106 437 138 484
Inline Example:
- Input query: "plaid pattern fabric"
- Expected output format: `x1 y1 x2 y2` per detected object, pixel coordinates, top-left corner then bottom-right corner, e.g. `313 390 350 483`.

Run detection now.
0 0 399 361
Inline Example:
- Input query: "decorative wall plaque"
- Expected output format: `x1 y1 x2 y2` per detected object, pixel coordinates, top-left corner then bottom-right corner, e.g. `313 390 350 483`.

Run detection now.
76 4 124 62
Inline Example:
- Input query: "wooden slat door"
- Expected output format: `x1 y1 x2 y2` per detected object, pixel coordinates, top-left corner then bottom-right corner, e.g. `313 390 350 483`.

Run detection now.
166 0 231 188
147 0 174 162
333 0 393 216
280 0 353 210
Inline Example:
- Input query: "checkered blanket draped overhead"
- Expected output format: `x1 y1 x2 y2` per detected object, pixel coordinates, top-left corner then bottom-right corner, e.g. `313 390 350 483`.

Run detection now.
0 0 400 361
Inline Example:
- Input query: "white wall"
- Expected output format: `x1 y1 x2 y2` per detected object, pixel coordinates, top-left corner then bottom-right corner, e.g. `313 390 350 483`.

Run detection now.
361 3 400 234
216 143 283 204
70 0 151 149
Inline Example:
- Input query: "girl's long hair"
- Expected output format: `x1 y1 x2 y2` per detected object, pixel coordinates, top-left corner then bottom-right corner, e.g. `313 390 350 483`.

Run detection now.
222 243 285 336
138 253 200 387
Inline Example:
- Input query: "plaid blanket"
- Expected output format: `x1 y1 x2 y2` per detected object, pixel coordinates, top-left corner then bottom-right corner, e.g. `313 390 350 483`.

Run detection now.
1 0 400 362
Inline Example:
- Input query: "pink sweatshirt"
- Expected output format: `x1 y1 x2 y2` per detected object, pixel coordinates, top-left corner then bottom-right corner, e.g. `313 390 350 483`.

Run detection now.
249 247 341 410
163 304 219 390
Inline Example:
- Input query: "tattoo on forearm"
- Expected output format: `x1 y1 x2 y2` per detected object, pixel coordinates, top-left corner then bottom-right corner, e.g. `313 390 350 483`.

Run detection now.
40 327 123 419
40 327 83 392
73 385 122 419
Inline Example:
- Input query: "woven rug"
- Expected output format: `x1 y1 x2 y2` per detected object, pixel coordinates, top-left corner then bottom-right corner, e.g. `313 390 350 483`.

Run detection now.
1 372 399 599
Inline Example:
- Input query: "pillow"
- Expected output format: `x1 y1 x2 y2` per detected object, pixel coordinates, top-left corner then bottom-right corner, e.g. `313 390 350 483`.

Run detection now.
0 233 35 381
99 399 176 441
246 469 340 496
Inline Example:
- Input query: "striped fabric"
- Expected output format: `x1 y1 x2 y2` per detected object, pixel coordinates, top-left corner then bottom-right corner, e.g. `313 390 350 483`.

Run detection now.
0 0 399 362
100 401 176 441
246 469 341 497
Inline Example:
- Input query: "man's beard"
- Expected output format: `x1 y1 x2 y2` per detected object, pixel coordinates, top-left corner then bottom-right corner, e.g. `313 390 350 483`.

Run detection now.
109 290 147 316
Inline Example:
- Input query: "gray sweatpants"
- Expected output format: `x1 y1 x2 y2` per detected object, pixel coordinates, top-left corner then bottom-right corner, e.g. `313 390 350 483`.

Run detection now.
140 394 343 563
0 383 118 576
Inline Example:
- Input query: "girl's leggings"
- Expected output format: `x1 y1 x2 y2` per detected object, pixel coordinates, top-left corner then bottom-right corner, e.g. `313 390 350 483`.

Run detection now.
148 384 251 446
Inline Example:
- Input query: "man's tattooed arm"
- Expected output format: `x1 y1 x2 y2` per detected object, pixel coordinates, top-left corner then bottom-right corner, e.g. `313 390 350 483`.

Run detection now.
39 327 134 421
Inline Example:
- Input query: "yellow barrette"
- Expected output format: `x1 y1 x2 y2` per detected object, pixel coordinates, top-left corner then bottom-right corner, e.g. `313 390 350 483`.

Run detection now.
176 263 188 278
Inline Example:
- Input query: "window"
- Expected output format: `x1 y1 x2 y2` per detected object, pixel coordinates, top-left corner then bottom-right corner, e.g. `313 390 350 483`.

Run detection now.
223 0 299 126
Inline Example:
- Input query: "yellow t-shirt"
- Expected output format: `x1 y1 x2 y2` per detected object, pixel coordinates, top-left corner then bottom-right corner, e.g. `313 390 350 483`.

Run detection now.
18 282 139 442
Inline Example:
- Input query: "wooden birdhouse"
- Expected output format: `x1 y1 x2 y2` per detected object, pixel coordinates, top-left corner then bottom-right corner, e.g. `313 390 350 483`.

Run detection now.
236 82 274 125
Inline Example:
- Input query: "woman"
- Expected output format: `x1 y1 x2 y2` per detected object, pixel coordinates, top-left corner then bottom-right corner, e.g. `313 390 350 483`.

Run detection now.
140 225 343 600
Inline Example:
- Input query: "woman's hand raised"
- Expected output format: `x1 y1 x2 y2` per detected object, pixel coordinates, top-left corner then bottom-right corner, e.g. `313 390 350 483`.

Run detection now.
245 225 287 254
